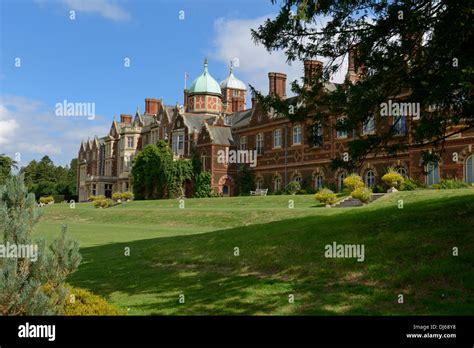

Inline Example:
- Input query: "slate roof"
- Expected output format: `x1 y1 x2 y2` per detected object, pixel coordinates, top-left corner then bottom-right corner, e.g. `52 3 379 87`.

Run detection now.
230 109 252 128
207 126 234 146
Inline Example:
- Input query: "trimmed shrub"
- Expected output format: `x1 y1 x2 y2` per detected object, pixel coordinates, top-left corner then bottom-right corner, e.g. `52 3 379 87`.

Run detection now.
343 173 364 191
121 191 134 200
351 187 373 203
93 198 114 208
314 188 337 205
286 181 301 195
39 196 54 204
112 192 122 201
64 285 124 316
381 170 404 188
88 195 105 202
436 179 470 189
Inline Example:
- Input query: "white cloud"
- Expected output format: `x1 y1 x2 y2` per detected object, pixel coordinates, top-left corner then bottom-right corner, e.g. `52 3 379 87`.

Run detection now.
212 15 347 96
35 0 131 22
0 96 109 167
0 104 19 145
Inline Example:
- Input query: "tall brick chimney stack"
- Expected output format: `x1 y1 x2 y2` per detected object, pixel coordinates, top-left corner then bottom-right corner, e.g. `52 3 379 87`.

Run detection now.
268 72 287 98
346 48 365 84
144 98 161 115
251 96 257 109
120 114 133 124
303 60 323 87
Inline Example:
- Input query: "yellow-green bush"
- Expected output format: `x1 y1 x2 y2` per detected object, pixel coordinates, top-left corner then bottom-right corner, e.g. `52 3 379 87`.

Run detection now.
112 192 122 201
64 285 124 316
93 198 114 208
39 196 54 204
88 195 105 202
121 191 134 200
314 188 337 205
343 173 364 191
351 187 373 203
381 170 404 188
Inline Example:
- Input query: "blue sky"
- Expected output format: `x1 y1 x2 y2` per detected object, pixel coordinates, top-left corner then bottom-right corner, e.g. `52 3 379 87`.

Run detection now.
0 0 343 167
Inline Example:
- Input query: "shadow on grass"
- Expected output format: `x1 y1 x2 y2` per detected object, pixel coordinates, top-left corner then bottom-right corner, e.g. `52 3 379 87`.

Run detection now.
67 193 474 315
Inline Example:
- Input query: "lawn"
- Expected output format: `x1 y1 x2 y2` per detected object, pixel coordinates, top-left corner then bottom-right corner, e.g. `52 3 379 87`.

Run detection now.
34 189 474 315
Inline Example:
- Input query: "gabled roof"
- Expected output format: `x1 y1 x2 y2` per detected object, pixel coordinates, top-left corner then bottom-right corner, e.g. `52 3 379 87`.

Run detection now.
180 113 215 134
207 125 234 145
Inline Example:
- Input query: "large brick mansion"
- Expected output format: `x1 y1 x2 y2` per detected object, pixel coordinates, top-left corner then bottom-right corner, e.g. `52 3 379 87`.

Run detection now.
77 57 474 201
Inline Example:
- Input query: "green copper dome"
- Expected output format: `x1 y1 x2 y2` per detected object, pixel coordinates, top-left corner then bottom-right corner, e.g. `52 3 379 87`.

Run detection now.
188 58 222 96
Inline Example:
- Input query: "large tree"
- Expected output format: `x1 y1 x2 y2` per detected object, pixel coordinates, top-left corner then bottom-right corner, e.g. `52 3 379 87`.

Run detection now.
251 0 473 170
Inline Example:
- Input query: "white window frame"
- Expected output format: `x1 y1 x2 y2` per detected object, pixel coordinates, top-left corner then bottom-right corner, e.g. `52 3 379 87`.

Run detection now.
240 136 247 151
293 125 302 145
256 133 264 155
273 129 282 148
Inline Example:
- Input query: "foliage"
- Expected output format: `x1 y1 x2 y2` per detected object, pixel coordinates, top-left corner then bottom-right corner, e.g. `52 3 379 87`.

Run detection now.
286 181 301 195
39 196 54 204
382 169 405 188
236 165 254 196
63 285 124 315
112 191 134 202
399 177 422 191
343 173 364 191
0 154 17 185
93 198 114 208
351 187 373 203
89 195 105 202
0 175 81 315
193 171 213 198
170 159 194 198
122 192 134 200
20 156 77 199
372 184 387 193
435 179 470 190
314 188 337 205
112 192 122 201
132 141 174 200
250 1 473 171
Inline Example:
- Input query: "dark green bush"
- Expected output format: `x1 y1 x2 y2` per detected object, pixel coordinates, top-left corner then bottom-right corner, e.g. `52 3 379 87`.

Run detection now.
436 179 470 189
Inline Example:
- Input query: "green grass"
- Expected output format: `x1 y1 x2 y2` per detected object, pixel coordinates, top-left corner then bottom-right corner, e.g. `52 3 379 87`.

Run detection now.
34 189 474 315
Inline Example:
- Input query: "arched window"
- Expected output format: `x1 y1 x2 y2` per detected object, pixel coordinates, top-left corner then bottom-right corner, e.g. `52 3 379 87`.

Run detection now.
338 172 346 191
273 177 281 191
256 178 264 190
314 174 324 190
397 167 408 178
426 162 440 186
465 155 473 183
293 175 302 184
365 170 375 188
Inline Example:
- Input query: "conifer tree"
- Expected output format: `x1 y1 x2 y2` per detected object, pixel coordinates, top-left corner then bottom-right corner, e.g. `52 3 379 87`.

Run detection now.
0 174 81 315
